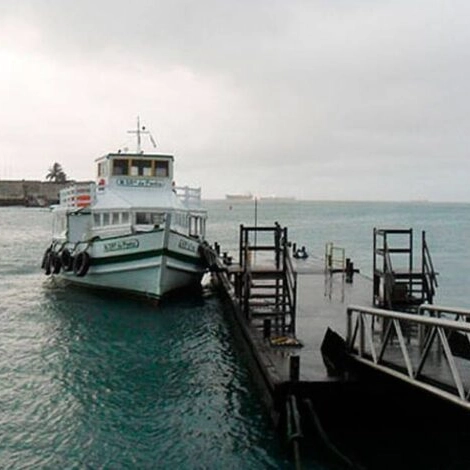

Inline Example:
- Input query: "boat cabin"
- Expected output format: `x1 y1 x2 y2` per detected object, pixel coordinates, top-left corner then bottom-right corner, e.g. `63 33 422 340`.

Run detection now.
96 153 174 190
52 152 205 243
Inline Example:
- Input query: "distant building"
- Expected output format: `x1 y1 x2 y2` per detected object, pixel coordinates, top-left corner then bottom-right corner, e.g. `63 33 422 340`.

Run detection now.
0 180 81 206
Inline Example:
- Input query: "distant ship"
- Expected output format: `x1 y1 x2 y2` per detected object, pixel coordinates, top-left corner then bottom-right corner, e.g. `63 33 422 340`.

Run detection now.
259 196 296 202
225 193 253 201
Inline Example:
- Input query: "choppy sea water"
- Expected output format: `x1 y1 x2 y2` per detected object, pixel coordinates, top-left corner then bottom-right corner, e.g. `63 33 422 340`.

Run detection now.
2 201 470 469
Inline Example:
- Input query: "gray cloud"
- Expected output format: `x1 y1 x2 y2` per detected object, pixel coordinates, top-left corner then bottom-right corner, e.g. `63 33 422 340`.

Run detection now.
1 1 470 200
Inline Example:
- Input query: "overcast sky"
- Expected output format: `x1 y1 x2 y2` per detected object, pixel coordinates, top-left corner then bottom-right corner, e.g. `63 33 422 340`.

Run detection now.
1 1 469 201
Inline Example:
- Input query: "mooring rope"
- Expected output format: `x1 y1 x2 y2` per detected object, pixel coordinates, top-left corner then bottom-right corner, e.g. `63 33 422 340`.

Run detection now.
286 395 303 470
303 398 365 470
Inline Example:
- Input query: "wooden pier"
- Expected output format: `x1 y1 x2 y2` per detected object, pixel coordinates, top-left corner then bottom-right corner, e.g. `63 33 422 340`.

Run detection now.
201 223 470 469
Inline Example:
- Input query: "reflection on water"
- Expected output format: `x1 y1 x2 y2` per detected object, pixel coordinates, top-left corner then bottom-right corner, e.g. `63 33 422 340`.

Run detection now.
0 208 288 469
3 203 470 469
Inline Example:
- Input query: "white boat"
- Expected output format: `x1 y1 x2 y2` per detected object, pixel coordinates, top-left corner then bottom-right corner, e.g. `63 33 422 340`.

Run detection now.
41 119 208 300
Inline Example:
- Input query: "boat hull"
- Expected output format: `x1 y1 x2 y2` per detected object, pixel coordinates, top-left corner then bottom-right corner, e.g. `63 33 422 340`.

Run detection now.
56 229 205 300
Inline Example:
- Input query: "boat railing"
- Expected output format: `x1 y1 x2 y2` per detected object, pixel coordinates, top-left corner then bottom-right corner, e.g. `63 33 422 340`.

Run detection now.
175 185 202 208
347 304 470 411
60 183 96 209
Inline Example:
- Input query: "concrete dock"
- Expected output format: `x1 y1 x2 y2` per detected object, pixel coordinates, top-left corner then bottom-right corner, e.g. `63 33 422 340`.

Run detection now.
293 262 371 381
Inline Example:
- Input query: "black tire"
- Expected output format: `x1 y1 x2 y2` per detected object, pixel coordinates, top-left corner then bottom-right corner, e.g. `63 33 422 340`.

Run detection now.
61 249 74 272
44 252 52 275
73 251 90 277
41 247 51 270
51 252 61 274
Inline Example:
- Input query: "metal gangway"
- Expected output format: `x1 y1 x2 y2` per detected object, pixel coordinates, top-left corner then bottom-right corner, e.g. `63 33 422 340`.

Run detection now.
346 304 470 411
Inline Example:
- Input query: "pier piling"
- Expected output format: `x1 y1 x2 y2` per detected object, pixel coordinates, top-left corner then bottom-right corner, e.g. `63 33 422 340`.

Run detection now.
289 356 300 382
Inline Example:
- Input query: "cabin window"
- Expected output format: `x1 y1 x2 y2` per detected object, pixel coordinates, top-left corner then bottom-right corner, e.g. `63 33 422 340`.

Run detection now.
103 213 110 225
130 159 152 176
155 161 169 177
189 216 204 237
175 212 188 228
98 162 107 177
112 212 120 225
93 213 101 226
113 159 129 175
153 213 165 226
122 212 129 224
135 212 165 226
136 212 152 224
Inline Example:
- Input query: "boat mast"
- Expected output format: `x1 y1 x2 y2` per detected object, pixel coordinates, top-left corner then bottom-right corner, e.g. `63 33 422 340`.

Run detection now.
127 117 156 153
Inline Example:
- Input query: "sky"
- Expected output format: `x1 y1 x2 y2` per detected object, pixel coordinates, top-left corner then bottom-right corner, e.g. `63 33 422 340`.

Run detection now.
1 0 470 201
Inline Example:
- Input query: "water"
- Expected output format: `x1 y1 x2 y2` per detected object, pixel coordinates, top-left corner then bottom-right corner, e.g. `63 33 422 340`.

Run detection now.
207 200 470 307
2 201 470 469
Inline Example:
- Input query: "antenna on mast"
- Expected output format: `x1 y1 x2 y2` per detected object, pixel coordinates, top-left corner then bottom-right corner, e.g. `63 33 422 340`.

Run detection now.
149 133 157 148
127 116 157 152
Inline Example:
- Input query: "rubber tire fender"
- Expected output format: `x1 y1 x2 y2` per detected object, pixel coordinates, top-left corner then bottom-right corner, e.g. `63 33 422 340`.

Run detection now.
61 249 74 272
51 252 62 274
41 247 52 271
73 251 91 277
43 251 52 275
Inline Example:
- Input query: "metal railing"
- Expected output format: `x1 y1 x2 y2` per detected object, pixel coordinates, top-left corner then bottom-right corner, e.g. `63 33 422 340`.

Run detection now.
422 233 438 303
238 223 297 334
284 244 298 333
324 242 345 273
60 183 96 208
419 304 470 321
175 185 202 208
346 304 470 411
373 229 438 309
382 243 395 308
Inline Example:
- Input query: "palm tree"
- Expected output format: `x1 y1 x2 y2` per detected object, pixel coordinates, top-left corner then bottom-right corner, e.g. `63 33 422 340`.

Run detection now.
46 162 67 183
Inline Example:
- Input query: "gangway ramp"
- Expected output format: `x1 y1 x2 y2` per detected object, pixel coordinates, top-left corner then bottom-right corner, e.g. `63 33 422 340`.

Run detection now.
345 304 470 411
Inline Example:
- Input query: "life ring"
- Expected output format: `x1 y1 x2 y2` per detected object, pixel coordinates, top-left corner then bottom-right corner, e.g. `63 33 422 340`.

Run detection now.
60 249 74 272
73 251 91 277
